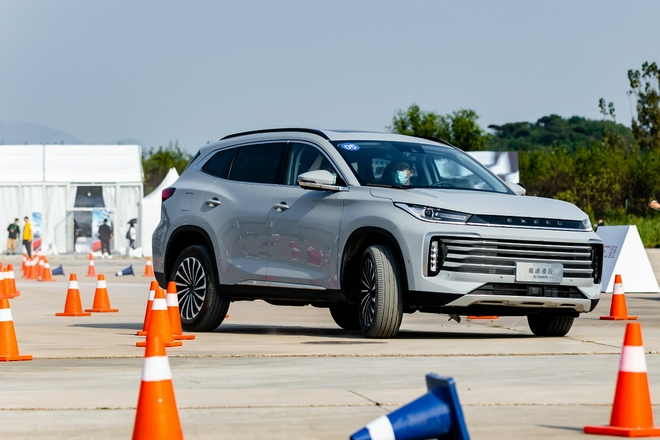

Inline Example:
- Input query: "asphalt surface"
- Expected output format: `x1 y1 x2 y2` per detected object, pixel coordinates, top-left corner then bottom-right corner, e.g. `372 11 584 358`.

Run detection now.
1 252 660 439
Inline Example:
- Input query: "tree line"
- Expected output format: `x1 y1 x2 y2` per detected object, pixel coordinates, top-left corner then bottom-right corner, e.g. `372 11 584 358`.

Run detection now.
390 62 660 245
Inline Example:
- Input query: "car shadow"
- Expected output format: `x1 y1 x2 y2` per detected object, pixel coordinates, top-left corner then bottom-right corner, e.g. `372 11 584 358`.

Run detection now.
70 322 143 330
215 324 533 340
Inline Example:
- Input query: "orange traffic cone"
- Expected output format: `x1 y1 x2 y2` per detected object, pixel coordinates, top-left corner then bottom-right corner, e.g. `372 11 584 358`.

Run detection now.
21 253 27 277
143 257 155 277
136 287 182 348
0 267 7 299
137 281 158 336
132 333 183 439
0 298 32 361
56 274 92 317
467 316 499 320
601 274 638 321
7 264 20 295
38 258 56 282
36 254 45 280
3 268 17 299
585 322 660 436
25 257 37 280
85 274 119 313
167 282 194 341
86 252 96 277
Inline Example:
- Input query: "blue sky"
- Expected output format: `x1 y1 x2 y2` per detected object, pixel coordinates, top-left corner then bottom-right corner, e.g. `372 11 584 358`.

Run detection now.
1 1 658 152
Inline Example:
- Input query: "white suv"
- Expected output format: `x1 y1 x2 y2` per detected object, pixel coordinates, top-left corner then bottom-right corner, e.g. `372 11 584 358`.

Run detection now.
153 129 603 338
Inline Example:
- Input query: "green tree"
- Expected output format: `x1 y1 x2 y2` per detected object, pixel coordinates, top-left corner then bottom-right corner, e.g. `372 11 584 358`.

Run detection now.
142 141 193 194
389 104 486 150
628 62 660 150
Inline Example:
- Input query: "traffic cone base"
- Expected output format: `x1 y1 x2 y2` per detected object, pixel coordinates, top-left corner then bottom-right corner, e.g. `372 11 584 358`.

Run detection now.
0 354 33 362
173 334 195 340
601 315 638 321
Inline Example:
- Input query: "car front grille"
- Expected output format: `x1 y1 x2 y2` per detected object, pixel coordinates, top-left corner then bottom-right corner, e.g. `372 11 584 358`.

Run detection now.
438 236 601 281
469 283 586 299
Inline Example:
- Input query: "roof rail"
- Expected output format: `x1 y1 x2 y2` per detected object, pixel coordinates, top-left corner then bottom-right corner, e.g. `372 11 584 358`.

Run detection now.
221 128 330 141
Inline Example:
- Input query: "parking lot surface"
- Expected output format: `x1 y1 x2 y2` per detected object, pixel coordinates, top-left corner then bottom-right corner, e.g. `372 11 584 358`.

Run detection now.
1 253 660 439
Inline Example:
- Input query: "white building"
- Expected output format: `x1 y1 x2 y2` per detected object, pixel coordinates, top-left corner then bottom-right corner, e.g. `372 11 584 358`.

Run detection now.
0 144 143 255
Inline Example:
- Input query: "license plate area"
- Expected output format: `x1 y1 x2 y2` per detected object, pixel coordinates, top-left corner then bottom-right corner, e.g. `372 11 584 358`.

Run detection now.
515 262 563 284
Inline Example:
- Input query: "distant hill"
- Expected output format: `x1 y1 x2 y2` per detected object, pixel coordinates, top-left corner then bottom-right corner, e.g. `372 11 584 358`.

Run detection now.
486 115 635 151
0 121 83 145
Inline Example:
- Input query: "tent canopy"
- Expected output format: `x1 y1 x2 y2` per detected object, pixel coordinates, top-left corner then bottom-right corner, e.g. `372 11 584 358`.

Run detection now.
0 145 142 183
138 167 179 256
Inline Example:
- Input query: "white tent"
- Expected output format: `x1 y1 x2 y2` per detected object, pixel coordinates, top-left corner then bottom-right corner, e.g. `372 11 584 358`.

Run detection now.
137 167 179 257
0 145 143 255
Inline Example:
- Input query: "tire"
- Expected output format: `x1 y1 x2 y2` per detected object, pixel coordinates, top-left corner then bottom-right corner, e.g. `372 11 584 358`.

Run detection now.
358 245 403 338
169 245 229 332
329 305 361 330
527 315 574 337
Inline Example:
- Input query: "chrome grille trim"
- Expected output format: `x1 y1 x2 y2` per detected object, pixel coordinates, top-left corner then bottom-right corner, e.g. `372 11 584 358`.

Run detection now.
439 237 595 279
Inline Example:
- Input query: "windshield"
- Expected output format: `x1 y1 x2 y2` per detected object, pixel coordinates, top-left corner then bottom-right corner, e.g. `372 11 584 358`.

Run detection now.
332 140 511 194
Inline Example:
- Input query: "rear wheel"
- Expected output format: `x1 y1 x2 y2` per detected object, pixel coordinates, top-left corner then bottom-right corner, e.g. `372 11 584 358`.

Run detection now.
358 245 403 338
169 244 229 332
527 315 574 337
329 305 360 330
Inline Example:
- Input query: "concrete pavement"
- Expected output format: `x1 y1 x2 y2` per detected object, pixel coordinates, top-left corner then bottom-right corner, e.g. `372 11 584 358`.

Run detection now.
0 253 659 439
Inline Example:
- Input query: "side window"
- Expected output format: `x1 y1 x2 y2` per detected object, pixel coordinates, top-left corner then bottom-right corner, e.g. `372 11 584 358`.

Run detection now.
229 142 287 184
201 148 236 179
285 143 345 186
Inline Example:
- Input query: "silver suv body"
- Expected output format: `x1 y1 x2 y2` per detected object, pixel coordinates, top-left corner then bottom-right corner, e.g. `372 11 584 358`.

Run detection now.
153 129 603 337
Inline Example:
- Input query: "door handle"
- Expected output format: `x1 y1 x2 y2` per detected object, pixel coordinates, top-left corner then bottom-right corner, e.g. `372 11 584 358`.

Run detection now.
273 202 289 212
205 198 221 207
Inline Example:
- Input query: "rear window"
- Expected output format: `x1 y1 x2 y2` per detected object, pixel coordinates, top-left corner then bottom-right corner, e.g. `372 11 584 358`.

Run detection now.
229 143 287 184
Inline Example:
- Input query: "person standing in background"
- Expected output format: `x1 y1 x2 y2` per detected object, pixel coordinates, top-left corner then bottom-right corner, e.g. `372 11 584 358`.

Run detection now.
22 216 32 258
98 219 113 259
6 218 20 255
127 221 137 250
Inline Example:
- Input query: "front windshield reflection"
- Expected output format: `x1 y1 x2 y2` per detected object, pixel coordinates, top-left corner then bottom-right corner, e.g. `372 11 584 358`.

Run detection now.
332 141 511 194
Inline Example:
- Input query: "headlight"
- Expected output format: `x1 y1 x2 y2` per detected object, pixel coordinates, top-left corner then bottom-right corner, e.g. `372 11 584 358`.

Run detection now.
582 218 593 232
395 203 471 224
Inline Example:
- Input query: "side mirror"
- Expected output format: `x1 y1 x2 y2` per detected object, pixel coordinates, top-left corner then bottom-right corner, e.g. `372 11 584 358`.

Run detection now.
298 170 347 192
504 181 526 196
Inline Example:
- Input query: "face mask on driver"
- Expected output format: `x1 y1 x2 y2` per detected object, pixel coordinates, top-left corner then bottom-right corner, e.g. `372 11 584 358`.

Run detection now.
395 170 409 185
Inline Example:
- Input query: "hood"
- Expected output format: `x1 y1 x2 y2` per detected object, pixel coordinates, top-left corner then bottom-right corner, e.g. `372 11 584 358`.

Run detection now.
369 187 587 221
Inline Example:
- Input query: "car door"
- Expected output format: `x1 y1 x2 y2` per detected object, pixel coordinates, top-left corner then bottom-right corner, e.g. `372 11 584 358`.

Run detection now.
267 142 346 289
199 142 287 285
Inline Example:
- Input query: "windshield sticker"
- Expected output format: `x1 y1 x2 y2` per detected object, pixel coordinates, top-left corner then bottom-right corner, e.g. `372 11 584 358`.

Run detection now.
339 143 360 151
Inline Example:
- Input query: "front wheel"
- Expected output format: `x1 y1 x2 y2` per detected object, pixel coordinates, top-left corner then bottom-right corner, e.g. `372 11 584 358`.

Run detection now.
358 245 403 338
169 244 229 332
527 315 574 337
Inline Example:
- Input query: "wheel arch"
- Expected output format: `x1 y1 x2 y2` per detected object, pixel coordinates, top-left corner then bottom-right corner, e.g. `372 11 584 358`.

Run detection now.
340 227 409 304
163 225 217 289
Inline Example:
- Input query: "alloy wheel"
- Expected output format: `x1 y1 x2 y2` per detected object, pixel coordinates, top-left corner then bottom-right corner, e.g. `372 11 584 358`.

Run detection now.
175 256 207 321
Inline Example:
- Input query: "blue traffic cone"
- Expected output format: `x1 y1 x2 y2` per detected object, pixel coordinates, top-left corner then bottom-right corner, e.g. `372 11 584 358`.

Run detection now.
350 374 470 440
115 265 135 277
51 265 65 276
